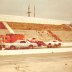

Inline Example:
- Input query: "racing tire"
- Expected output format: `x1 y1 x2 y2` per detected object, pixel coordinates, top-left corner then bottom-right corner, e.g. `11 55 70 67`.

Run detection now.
10 46 16 50
28 45 33 49
47 43 52 48
57 43 61 48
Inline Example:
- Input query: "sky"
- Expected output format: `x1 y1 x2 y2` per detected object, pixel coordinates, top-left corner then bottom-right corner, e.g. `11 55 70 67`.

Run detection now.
0 0 72 21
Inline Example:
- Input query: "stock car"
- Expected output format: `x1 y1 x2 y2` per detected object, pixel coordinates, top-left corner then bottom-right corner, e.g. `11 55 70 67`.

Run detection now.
28 39 46 47
46 40 62 48
3 40 38 50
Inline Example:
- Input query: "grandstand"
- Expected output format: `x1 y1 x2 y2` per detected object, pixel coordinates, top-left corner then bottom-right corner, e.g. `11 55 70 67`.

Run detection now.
0 15 72 42
7 22 72 42
7 22 72 31
14 30 54 41
53 31 72 42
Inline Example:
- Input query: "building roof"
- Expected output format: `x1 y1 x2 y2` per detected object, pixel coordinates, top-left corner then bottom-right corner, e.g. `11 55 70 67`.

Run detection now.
0 14 71 25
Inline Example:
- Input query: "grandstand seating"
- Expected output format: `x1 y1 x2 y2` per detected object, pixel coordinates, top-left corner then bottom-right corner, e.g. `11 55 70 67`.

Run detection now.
53 31 72 42
0 21 72 42
7 22 72 41
14 29 72 42
14 30 54 41
7 22 72 31
36 30 54 41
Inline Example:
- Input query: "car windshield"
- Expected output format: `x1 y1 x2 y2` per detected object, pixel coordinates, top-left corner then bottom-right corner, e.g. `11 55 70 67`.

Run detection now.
20 41 26 43
53 41 56 42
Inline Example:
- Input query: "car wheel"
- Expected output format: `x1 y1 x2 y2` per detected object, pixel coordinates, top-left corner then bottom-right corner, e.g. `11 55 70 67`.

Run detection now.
29 45 33 49
58 43 61 47
10 46 16 50
47 43 52 48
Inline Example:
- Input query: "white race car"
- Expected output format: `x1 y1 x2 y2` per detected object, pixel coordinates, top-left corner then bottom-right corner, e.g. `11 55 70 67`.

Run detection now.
4 40 37 50
47 40 62 48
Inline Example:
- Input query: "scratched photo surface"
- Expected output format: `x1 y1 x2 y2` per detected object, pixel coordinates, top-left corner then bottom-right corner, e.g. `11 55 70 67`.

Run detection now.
0 0 72 72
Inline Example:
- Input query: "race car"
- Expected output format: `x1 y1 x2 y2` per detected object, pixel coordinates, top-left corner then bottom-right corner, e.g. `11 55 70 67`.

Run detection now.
46 40 62 48
3 40 37 50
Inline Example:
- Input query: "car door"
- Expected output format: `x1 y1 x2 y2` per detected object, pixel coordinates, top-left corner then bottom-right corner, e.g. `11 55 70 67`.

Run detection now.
20 41 29 48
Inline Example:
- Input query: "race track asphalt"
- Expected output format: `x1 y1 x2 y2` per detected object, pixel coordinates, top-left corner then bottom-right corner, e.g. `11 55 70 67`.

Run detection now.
0 52 72 72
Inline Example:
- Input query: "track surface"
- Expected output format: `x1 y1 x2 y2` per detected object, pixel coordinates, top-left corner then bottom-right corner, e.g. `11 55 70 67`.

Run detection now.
0 52 72 72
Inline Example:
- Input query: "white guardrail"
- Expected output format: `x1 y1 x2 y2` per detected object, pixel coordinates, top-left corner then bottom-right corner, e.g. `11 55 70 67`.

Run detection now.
0 48 72 55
